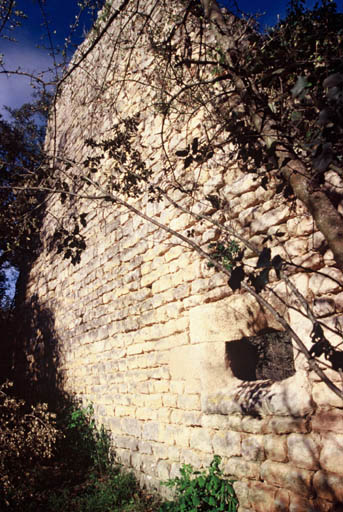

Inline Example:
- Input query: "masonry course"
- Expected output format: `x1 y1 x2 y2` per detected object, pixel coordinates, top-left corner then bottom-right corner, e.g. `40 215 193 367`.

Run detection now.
22 1 343 510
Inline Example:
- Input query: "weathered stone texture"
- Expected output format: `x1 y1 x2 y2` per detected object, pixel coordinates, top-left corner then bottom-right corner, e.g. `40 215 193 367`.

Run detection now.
22 0 343 510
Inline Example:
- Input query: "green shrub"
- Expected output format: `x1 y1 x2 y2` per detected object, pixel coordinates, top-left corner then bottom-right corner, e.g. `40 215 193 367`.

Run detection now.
159 455 238 512
47 467 138 512
63 402 114 474
46 401 154 512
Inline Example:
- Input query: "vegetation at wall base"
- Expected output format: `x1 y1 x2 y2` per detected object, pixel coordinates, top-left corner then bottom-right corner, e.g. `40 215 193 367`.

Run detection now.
159 455 238 512
0 390 161 512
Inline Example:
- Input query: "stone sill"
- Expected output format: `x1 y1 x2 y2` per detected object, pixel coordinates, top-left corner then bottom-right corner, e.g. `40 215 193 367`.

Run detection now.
202 372 314 418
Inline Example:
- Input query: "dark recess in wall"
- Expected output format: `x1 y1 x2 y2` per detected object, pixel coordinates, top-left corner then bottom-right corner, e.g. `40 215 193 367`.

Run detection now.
225 329 295 381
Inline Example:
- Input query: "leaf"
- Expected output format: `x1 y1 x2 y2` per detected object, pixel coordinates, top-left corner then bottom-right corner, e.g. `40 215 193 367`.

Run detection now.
184 155 193 168
291 75 310 98
311 322 324 343
260 176 268 190
250 268 270 293
206 194 221 209
257 247 271 268
271 255 283 278
192 137 199 154
80 214 87 228
291 111 302 121
176 147 189 157
228 266 245 291
328 350 343 372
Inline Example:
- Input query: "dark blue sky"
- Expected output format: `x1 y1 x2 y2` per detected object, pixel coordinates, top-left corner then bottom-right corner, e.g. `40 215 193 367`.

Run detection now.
0 0 340 114
6 0 325 51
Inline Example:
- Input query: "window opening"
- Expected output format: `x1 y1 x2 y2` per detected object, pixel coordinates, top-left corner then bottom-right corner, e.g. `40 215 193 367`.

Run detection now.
225 329 295 382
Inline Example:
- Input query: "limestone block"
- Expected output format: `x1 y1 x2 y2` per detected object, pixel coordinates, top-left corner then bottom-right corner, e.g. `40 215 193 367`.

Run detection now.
131 452 143 471
166 445 180 461
109 416 121 432
238 205 258 226
289 493 319 512
117 448 132 468
184 379 202 394
189 428 213 453
232 481 252 510
264 435 288 462
151 380 170 393
312 296 336 317
287 433 320 470
274 489 290 512
170 381 185 394
177 394 201 411
288 309 313 368
152 443 169 460
162 393 177 408
180 449 202 468
157 460 171 480
172 283 191 300
115 435 138 451
168 344 202 382
225 457 260 480
138 441 153 455
240 191 260 210
312 410 343 433
190 294 282 344
141 454 157 476
203 373 313 418
247 482 277 512
191 278 210 295
241 416 270 434
292 252 323 271
260 460 313 496
241 435 265 461
152 275 173 294
168 425 191 447
309 268 343 296
115 405 136 417
324 249 335 266
227 414 243 431
229 173 259 196
201 228 221 245
251 205 291 235
320 433 343 474
169 213 195 232
201 414 231 430
313 470 343 502
284 238 308 258
142 421 160 442
212 430 241 458
145 394 163 409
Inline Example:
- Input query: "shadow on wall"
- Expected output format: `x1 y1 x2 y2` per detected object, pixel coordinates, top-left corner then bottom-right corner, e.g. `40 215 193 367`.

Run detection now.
10 290 66 409
206 374 343 511
225 329 295 382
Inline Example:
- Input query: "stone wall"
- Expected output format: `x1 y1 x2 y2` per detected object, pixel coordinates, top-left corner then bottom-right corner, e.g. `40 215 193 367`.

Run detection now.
23 1 343 510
